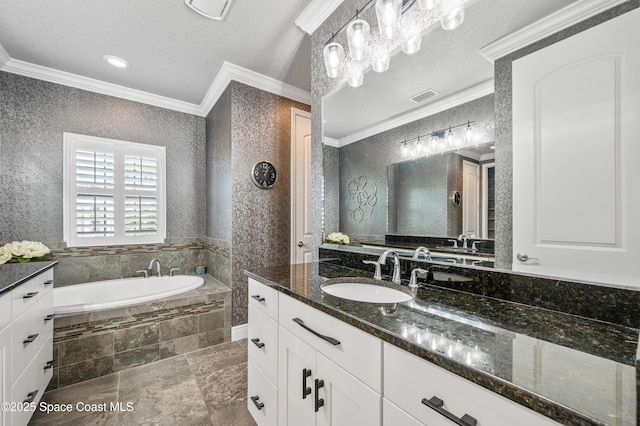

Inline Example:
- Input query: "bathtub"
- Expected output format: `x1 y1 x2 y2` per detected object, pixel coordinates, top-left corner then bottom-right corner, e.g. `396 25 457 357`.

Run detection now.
54 275 205 315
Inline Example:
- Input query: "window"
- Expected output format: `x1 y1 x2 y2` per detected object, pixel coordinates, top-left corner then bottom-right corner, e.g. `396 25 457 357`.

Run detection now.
63 133 166 247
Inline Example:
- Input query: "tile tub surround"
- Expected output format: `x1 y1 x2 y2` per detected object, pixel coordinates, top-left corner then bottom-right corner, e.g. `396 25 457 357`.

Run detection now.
245 262 640 426
50 275 231 390
320 246 640 329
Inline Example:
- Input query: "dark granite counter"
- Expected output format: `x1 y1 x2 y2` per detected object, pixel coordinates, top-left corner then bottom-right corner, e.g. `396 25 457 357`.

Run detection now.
245 261 639 426
0 260 58 295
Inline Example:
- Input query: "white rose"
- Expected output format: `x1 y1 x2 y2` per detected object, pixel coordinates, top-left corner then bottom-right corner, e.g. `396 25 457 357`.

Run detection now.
9 241 25 257
0 245 11 265
20 241 51 258
342 235 350 244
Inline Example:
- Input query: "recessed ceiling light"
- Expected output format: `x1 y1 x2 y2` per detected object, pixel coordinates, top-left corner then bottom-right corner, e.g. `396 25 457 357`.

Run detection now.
103 55 129 69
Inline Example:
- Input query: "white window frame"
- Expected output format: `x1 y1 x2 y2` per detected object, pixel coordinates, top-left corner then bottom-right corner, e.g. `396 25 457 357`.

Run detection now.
63 132 167 247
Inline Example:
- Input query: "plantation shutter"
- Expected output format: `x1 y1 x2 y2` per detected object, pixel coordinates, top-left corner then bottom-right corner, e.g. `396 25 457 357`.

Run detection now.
64 133 166 247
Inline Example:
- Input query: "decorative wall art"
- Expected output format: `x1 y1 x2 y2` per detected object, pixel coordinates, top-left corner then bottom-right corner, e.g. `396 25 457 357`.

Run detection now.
347 176 377 222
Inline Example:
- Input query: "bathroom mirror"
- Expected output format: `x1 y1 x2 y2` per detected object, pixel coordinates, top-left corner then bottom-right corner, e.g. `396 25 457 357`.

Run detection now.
320 0 575 254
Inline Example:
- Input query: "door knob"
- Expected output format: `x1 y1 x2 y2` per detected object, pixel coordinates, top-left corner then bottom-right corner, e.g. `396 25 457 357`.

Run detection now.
516 253 539 262
298 241 305 247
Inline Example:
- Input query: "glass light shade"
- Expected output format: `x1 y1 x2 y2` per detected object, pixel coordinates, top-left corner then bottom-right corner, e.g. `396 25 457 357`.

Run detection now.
441 0 465 30
429 134 440 152
415 138 426 155
401 21 422 54
445 128 455 147
375 0 402 40
323 42 345 78
418 0 439 10
400 141 410 158
371 45 390 72
345 60 364 88
347 19 370 62
463 123 474 144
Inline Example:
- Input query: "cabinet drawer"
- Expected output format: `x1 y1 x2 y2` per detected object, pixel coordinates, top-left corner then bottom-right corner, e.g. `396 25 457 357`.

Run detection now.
11 335 53 426
248 358 278 426
0 292 10 331
383 398 423 426
11 269 54 320
248 278 279 321
279 293 382 393
384 343 561 426
12 289 54 386
248 305 278 387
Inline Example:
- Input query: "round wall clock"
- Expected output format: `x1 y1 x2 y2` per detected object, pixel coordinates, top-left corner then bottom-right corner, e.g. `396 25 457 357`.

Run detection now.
252 161 277 189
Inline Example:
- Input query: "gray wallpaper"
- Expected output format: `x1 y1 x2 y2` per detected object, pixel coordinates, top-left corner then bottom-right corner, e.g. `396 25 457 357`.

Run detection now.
492 0 640 269
205 81 310 326
0 71 206 243
334 95 494 239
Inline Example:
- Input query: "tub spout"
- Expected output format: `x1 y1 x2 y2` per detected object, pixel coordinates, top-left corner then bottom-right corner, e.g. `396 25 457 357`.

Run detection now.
148 259 162 277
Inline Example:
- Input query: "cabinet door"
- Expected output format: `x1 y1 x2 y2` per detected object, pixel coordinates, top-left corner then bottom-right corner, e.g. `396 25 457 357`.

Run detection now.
278 327 316 426
512 7 640 287
383 399 423 426
0 325 11 426
316 353 381 426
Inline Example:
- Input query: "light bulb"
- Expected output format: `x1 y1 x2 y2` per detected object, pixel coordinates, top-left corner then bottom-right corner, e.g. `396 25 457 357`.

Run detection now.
400 20 422 55
429 134 440 153
415 137 426 155
400 141 409 158
347 19 370 62
375 0 402 39
346 60 364 88
323 42 344 78
441 0 465 30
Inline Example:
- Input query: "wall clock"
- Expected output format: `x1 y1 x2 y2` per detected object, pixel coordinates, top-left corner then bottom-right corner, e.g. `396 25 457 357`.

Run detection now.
252 161 277 189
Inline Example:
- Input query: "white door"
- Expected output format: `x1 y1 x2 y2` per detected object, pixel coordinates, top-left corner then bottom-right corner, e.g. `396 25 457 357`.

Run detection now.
512 8 640 287
291 108 312 264
315 353 381 426
278 327 316 426
462 160 479 237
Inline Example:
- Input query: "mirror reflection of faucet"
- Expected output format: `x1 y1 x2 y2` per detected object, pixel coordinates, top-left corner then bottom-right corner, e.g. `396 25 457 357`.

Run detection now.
412 246 432 261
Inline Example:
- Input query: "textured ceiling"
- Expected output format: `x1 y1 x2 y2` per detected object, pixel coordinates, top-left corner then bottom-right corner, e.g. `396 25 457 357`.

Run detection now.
323 0 577 141
0 0 312 105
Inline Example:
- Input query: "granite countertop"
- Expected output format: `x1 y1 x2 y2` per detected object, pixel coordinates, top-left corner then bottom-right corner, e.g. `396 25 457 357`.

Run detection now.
0 260 58 295
245 261 639 426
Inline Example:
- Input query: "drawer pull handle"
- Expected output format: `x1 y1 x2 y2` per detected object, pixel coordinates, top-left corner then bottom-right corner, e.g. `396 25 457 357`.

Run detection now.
44 313 56 322
23 333 39 344
314 379 325 412
251 338 265 349
44 279 55 286
422 396 477 426
44 360 55 370
251 295 266 303
24 390 39 404
23 292 39 299
302 368 312 399
292 318 340 346
250 395 264 410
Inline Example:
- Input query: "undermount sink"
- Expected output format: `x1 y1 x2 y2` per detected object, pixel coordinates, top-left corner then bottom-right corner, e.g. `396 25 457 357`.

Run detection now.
321 278 414 303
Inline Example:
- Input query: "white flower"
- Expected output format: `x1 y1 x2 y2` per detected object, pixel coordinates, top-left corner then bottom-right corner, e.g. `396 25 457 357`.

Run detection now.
326 232 350 244
0 245 11 265
2 241 50 260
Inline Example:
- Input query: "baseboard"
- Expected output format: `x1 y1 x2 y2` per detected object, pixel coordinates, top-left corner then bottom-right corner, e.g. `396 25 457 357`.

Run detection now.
232 324 248 341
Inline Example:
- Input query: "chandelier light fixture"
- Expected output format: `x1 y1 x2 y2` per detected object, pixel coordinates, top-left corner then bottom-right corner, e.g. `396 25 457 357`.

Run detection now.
399 120 478 159
323 0 469 88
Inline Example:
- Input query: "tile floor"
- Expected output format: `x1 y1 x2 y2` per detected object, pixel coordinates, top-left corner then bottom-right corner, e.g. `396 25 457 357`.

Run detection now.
29 340 256 426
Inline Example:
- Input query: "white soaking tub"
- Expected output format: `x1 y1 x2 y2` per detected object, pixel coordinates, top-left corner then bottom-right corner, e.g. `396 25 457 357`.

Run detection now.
54 275 204 315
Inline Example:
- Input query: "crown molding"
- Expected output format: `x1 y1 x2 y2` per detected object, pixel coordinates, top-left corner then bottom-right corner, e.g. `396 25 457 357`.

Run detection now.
0 43 9 67
479 0 629 63
199 61 311 116
323 137 339 147
295 0 346 35
336 79 494 147
0 56 204 115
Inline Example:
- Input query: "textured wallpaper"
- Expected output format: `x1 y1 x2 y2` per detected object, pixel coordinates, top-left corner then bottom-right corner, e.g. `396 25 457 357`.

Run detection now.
0 71 206 242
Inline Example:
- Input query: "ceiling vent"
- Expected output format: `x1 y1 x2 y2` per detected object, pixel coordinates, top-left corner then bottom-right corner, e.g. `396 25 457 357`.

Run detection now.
185 0 234 20
409 89 440 104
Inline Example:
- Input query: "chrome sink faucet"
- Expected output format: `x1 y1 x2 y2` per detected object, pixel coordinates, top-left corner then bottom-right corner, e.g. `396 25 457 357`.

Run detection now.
378 250 402 284
412 246 432 261
458 234 468 249
409 268 428 291
148 259 162 277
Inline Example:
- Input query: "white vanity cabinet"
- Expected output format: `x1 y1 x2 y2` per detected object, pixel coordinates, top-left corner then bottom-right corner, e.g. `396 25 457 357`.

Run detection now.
383 343 560 426
0 267 55 426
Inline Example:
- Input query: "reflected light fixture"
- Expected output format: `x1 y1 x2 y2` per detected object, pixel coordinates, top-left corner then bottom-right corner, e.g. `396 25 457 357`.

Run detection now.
322 0 469 87
400 120 478 159
103 55 129 69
